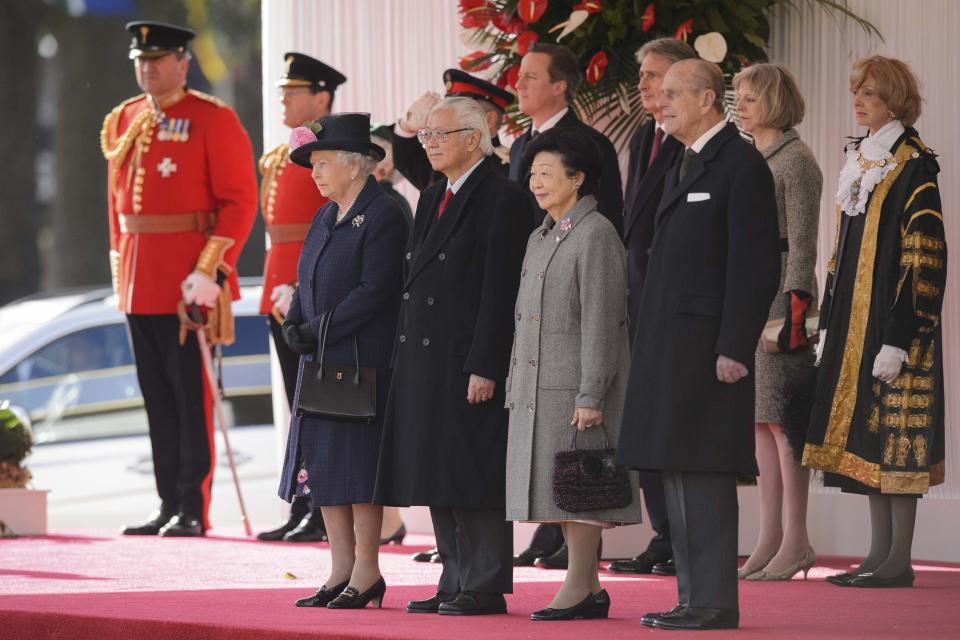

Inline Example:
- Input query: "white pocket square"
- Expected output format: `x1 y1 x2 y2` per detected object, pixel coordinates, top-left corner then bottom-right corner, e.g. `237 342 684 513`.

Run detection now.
687 192 710 202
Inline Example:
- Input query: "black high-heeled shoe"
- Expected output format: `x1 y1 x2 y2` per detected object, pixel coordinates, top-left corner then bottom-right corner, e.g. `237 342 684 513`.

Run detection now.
380 524 406 545
530 590 610 621
327 577 387 609
294 580 349 607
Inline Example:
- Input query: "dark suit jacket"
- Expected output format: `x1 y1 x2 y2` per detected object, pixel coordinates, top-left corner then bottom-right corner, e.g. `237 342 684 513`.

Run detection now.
374 161 534 509
616 122 780 475
508 109 624 235
393 129 509 191
623 119 684 344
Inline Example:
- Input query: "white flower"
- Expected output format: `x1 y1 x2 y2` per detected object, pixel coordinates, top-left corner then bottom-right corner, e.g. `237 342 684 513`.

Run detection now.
694 32 727 63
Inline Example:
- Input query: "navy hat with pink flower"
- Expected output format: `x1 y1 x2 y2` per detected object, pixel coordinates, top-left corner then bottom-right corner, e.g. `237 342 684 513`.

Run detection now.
289 113 386 168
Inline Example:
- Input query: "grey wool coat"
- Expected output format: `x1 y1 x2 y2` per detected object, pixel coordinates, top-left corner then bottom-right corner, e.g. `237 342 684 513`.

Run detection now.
504 196 642 523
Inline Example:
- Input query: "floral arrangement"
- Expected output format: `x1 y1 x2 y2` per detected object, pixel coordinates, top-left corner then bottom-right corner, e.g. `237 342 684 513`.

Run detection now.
0 401 33 489
457 0 878 147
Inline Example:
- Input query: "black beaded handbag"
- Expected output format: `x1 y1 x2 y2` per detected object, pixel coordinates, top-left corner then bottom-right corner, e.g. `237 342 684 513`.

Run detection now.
553 425 633 513
295 310 376 423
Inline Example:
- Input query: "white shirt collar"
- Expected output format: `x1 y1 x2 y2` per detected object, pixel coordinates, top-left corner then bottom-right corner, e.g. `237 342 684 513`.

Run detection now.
532 107 569 135
447 156 486 194
688 117 727 154
863 120 906 159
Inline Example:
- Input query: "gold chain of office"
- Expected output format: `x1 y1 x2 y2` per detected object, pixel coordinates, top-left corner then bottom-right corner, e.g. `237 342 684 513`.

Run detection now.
99 108 155 163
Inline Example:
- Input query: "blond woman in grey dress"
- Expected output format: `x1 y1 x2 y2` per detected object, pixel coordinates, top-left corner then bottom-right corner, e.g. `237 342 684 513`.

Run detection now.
505 128 641 621
734 63 822 580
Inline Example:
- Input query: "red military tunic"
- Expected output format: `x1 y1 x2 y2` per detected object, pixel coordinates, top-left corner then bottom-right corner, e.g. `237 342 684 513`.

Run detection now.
257 142 328 314
102 89 257 313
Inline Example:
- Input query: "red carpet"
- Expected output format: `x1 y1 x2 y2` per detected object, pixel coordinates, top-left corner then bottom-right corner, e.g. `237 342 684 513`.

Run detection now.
2 531 959 639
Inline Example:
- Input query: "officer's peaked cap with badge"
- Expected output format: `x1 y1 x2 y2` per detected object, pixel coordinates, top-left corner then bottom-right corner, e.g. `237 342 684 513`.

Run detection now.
289 113 385 168
443 68 514 112
277 52 347 93
126 21 195 60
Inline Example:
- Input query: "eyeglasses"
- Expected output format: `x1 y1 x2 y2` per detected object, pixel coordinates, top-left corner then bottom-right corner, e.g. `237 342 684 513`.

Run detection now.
416 128 475 144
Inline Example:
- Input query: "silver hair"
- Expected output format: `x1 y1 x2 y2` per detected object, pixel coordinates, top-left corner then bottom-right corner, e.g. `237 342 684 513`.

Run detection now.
635 37 697 65
335 150 378 178
428 96 493 155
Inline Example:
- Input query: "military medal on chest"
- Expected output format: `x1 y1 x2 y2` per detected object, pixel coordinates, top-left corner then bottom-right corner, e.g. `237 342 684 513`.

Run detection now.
156 115 191 142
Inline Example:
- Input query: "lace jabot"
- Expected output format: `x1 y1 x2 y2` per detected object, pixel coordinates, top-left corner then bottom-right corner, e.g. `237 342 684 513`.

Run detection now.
836 120 905 216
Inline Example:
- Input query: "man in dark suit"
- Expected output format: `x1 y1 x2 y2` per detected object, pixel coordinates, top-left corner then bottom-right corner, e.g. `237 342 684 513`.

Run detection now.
508 42 624 569
610 38 697 578
510 43 623 234
374 97 533 615
393 69 513 191
616 59 780 631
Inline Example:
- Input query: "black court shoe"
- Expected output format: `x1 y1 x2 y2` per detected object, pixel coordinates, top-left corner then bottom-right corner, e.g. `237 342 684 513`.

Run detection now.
327 577 387 609
294 580 349 607
531 590 610 621
380 524 406 545
847 567 915 588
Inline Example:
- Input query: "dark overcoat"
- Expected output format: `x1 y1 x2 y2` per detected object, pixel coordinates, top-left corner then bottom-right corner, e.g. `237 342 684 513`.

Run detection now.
623 119 684 345
509 109 624 235
278 176 407 505
616 123 781 475
373 160 534 509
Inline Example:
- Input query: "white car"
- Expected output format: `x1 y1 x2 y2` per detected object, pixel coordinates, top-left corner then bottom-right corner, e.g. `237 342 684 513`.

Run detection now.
0 278 273 443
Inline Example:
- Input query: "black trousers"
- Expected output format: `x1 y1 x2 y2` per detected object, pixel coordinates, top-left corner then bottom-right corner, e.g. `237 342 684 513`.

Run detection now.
639 470 673 558
662 470 739 611
269 315 324 527
127 314 214 527
431 506 513 595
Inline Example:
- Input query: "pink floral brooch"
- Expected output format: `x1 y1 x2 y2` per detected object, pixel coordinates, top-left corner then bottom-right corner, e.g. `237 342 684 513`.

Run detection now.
559 218 572 232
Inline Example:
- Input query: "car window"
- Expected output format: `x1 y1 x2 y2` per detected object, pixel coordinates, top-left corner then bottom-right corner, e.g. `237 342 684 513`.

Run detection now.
0 324 133 384
222 315 270 358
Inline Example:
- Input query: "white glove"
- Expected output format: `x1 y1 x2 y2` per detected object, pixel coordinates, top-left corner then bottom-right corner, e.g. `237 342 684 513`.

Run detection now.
400 91 442 133
181 271 221 307
815 330 826 365
873 344 907 383
270 283 295 316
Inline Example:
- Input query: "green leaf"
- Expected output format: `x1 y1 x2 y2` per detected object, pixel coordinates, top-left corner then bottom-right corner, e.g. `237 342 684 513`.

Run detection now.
743 32 766 48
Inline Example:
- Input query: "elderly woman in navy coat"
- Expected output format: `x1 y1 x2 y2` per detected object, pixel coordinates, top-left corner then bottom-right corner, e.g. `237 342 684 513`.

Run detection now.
278 113 407 610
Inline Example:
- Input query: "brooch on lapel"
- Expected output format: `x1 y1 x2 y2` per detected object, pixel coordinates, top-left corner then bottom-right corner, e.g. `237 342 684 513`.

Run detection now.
352 215 365 228
559 218 572 232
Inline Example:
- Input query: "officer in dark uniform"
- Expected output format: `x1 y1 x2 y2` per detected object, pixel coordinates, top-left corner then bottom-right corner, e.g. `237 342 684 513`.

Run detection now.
256 52 346 544
102 22 257 537
393 68 513 191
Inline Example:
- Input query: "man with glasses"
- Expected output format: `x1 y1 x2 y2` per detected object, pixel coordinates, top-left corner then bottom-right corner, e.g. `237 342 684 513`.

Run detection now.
375 97 533 615
255 52 346 544
393 69 514 191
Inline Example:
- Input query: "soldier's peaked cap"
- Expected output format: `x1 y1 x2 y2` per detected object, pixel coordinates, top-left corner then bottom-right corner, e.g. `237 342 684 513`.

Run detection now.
276 52 347 92
126 21 195 60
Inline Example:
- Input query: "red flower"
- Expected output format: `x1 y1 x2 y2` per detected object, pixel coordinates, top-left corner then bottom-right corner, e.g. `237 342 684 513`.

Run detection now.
674 18 693 41
516 30 539 56
573 1 602 13
499 64 521 89
459 0 494 29
492 11 527 34
585 51 608 84
641 4 655 32
459 51 494 72
517 0 548 24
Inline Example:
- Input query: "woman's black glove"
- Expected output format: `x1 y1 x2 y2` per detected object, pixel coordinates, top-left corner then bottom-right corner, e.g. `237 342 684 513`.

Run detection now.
282 320 318 355
776 290 814 353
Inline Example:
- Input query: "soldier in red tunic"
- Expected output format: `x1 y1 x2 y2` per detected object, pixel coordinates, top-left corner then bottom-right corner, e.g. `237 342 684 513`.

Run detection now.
256 53 345 543
100 22 256 537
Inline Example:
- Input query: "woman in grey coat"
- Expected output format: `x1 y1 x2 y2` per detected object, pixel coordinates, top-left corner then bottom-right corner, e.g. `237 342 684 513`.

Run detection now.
505 128 642 621
733 63 822 581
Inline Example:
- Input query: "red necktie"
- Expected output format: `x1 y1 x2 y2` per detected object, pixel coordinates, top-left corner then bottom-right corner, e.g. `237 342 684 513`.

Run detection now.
648 127 664 168
437 188 454 219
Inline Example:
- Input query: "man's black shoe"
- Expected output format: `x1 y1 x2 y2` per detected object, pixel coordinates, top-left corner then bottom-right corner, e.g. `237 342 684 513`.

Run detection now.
652 607 739 630
514 546 550 567
437 591 507 616
536 543 568 570
406 591 457 613
641 604 685 627
652 558 676 576
412 547 439 563
257 515 302 541
283 515 328 542
158 513 204 537
122 509 175 536
609 550 663 574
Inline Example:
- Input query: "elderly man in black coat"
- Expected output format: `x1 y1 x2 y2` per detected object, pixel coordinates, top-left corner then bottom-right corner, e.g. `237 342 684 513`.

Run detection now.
616 59 780 631
374 97 533 616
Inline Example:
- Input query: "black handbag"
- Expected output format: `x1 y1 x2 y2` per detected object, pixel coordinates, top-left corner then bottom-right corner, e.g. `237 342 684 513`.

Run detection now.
553 425 632 513
295 310 377 423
